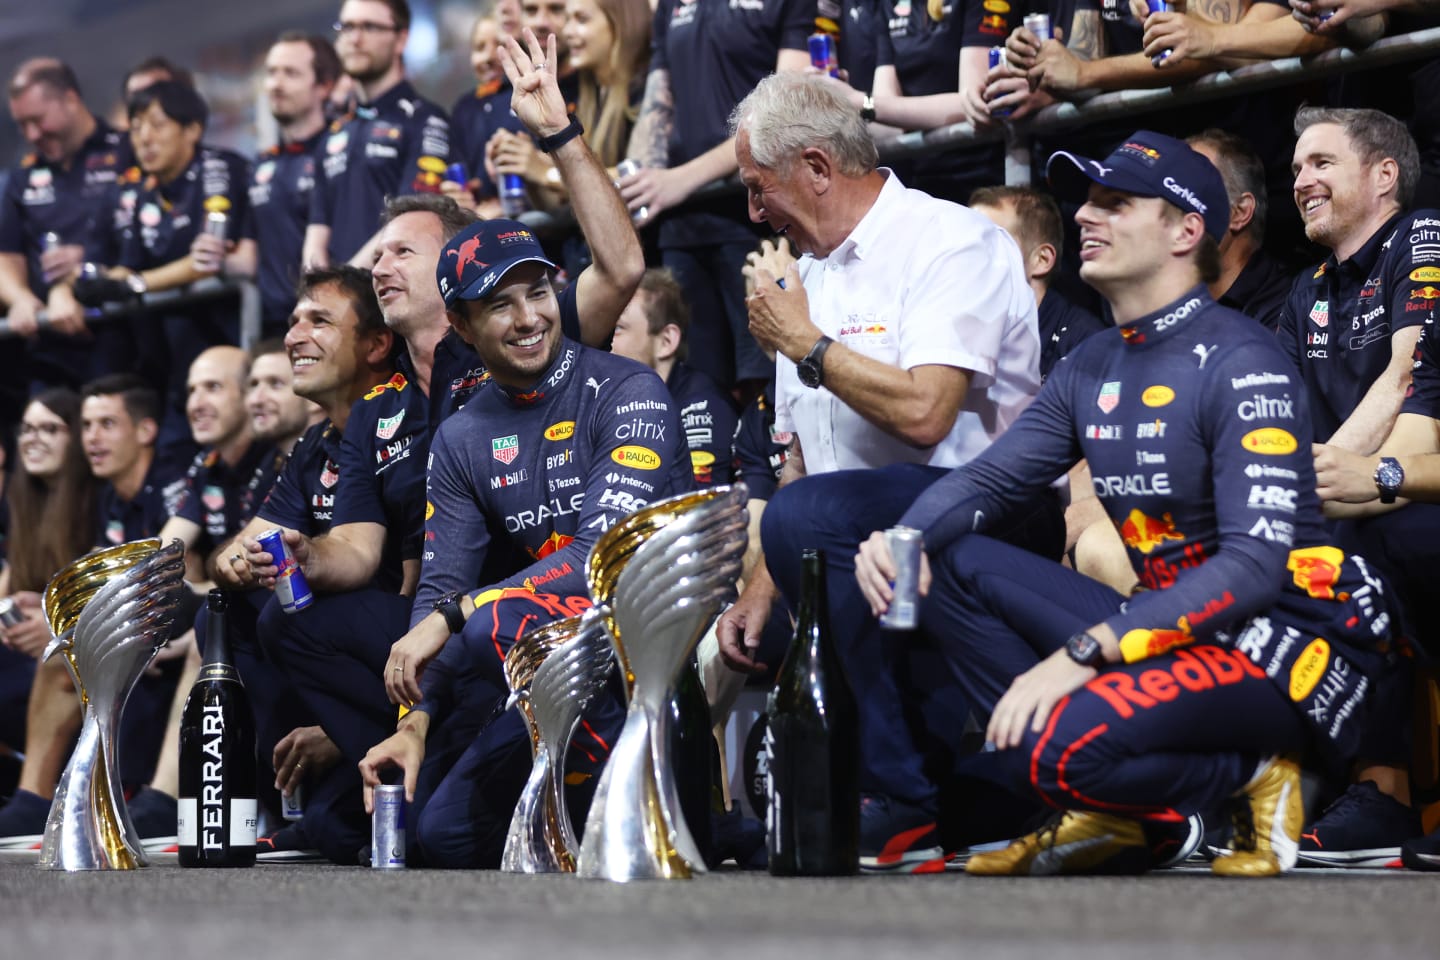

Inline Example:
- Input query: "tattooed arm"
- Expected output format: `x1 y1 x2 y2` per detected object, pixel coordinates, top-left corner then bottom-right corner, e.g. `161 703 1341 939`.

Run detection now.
625 67 674 169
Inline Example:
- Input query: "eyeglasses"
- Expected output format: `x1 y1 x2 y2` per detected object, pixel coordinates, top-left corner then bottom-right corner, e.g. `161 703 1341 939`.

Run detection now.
333 20 400 36
19 421 65 438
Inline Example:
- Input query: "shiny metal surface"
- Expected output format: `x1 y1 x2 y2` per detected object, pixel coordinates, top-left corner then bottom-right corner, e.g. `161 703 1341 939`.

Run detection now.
577 484 748 882
501 608 614 873
37 539 186 871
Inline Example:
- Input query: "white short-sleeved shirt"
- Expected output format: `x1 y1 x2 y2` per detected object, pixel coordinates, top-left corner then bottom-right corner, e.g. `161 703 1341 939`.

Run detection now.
775 170 1042 473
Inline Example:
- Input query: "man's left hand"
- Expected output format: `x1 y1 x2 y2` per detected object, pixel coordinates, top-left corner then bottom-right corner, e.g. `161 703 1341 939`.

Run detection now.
1313 442 1381 503
498 29 570 141
385 613 452 705
987 647 1096 750
746 262 820 362
273 725 341 796
1138 8 1221 65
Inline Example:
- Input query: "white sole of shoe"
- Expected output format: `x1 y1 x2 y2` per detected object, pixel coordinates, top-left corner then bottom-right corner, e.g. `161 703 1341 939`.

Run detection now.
1296 848 1401 868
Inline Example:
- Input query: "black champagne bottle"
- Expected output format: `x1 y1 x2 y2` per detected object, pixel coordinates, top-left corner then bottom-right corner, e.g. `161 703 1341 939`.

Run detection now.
766 548 860 875
177 590 258 867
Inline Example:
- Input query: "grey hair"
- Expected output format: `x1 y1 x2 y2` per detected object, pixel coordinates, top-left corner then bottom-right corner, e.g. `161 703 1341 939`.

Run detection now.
1294 106 1419 209
1186 129 1268 239
728 72 877 177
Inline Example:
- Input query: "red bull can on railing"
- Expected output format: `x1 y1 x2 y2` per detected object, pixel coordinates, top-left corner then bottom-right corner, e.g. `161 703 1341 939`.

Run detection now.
808 33 840 78
880 526 923 630
258 528 313 614
371 784 406 869
988 47 1013 118
1145 0 1173 65
1023 12 1052 41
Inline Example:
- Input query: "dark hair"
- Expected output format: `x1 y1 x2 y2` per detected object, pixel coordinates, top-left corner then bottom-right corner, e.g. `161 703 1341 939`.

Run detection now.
250 336 289 360
295 265 386 336
7 388 96 592
345 0 412 31
1294 105 1420 210
636 268 690 362
82 373 161 426
969 185 1065 262
380 193 477 243
122 56 195 95
1157 203 1223 284
274 31 343 89
127 79 208 130
1187 129 1267 239
8 58 82 100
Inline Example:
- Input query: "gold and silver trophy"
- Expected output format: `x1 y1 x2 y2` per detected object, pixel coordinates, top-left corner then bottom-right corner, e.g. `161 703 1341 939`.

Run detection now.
37 539 186 871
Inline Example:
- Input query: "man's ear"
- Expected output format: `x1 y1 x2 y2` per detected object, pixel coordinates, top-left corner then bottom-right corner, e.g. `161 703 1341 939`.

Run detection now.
1373 157 1400 203
656 322 682 362
801 146 834 193
1230 192 1257 234
1029 242 1057 283
136 416 159 447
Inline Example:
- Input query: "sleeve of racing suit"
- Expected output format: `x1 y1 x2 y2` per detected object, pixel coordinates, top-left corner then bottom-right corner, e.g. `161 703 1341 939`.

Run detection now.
1101 343 1309 652
411 421 494 628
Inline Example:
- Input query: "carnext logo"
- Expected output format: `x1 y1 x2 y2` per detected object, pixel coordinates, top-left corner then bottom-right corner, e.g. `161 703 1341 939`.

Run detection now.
1163 176 1207 213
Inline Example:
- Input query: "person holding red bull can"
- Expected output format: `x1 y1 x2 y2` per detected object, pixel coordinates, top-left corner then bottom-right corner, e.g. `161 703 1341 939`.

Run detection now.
849 131 1401 879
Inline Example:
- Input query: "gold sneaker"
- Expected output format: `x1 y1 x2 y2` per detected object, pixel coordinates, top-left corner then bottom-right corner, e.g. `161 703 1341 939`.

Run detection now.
1212 754 1303 878
965 811 1151 876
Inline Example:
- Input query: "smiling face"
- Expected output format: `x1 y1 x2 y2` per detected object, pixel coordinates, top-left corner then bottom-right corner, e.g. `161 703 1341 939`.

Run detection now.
562 0 614 76
81 394 151 481
736 128 820 257
247 351 314 443
371 210 448 338
470 18 503 88
450 262 562 388
1292 122 1386 256
18 399 71 480
129 100 199 183
185 348 250 448
285 282 371 410
523 0 570 57
9 83 86 164
1073 186 1176 294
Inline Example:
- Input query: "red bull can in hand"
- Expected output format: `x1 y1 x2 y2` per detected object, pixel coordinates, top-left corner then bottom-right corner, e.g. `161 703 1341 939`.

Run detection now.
808 33 840 78
258 528 313 614
880 526 923 630
500 173 528 218
1145 0 1173 65
988 47 1013 118
1023 12 1052 41
445 162 467 185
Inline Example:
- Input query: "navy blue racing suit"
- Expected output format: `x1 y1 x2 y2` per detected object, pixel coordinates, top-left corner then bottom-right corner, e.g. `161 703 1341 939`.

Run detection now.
889 289 1398 821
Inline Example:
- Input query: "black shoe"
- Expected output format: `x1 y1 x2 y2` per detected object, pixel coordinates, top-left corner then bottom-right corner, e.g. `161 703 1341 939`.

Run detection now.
1296 781 1419 868
712 806 766 870
126 786 178 853
1400 827 1440 872
859 794 945 874
257 822 324 863
1144 814 1205 869
0 789 50 850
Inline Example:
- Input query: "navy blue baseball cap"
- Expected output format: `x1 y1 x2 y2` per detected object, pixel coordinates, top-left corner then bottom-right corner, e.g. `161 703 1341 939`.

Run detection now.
436 219 557 308
1046 131 1230 242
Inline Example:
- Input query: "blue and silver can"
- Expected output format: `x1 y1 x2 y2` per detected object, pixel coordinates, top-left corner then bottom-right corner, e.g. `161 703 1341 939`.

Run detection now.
1023 12 1052 40
879 526 923 631
500 173 528 217
445 161 468 185
1145 0 1173 65
258 528 313 614
988 47 1013 118
808 33 840 78
371 784 406 869
281 782 305 821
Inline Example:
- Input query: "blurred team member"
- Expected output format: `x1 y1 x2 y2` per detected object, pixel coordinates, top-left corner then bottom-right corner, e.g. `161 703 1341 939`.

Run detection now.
448 11 525 217
969 185 1104 381
304 0 451 268
241 337 322 518
619 0 812 392
222 34 341 338
612 268 738 486
714 74 1048 872
854 132 1397 879
1278 106 1440 866
0 390 95 820
0 60 134 409
1184 129 1294 332
70 81 252 474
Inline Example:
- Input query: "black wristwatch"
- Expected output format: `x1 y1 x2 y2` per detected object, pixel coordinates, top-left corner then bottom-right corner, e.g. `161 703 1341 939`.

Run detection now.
1065 630 1105 668
536 114 584 153
434 591 466 633
860 94 877 123
796 335 835 389
1375 456 1404 504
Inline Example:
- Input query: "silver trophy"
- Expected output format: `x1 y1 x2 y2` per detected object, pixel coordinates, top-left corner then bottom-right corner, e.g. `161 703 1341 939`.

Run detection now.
501 607 615 873
37 539 186 870
577 484 748 881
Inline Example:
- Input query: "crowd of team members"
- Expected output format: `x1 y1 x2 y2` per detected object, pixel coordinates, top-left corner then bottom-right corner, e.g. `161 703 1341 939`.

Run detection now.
1 0 1440 875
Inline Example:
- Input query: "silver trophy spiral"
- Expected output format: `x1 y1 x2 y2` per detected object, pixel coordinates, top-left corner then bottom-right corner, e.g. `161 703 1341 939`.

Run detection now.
577 484 748 882
501 607 615 873
37 538 186 871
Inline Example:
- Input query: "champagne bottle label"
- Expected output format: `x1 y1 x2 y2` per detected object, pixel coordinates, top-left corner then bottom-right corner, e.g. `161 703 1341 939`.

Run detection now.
178 799 196 847
230 799 258 846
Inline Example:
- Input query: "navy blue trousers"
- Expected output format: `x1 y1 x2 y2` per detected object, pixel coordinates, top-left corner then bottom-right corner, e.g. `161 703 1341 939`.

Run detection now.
761 464 1065 807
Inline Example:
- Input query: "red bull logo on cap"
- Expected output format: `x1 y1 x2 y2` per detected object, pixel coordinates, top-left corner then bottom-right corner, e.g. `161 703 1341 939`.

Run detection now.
447 234 489 282
1287 545 1345 600
1118 508 1184 555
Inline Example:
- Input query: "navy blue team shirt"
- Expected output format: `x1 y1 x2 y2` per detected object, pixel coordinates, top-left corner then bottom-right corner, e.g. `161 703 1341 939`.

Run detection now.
171 442 275 554
731 381 791 502
258 419 345 538
667 361 738 486
246 131 324 335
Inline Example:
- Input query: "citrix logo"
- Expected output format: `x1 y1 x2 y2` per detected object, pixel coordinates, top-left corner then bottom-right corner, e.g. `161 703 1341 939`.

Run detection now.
1163 176 1207 214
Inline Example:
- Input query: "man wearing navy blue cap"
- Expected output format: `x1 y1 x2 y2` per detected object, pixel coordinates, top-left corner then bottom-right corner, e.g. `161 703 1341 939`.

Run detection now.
847 131 1399 877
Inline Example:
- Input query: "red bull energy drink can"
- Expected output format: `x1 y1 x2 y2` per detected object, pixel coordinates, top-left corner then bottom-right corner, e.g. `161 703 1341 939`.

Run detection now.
204 211 228 240
1145 0 1173 65
615 159 649 225
500 173 528 217
808 33 840 78
1023 12 1052 40
371 784 406 869
0 597 23 630
445 162 467 185
880 526 923 630
988 47 1013 117
258 528 313 614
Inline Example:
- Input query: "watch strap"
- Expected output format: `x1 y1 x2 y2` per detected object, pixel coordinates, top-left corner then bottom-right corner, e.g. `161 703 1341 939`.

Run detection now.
536 114 585 153
861 94 877 123
435 592 466 633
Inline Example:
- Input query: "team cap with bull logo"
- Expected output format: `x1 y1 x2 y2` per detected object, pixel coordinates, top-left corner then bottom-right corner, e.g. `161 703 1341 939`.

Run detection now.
1046 131 1230 243
435 219 558 308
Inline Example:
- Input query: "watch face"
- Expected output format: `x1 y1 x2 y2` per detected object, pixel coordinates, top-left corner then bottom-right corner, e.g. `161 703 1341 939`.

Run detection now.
797 360 821 388
1377 461 1403 489
1067 632 1100 666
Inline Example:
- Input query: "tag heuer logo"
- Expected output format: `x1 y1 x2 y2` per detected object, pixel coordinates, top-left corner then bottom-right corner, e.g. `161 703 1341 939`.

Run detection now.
1096 381 1121 414
376 410 405 440
492 434 519 464
1310 300 1329 327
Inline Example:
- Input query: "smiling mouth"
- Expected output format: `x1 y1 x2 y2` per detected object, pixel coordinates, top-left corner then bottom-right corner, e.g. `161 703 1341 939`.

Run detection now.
514 333 543 348
1302 196 1328 216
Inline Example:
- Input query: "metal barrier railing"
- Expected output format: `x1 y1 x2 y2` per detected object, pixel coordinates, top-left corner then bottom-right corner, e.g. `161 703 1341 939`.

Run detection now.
0 276 262 349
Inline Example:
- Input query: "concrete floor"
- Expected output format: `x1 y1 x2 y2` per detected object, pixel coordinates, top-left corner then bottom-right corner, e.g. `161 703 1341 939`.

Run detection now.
2 854 1437 960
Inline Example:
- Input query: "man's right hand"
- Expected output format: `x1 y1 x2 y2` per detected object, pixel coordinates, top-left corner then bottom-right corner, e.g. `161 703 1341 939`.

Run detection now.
359 722 426 812
716 577 778 675
439 178 479 214
5 294 44 338
239 528 309 590
44 285 87 337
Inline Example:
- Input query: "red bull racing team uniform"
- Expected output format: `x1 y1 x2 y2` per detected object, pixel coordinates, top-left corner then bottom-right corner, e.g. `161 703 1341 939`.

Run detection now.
889 288 1398 823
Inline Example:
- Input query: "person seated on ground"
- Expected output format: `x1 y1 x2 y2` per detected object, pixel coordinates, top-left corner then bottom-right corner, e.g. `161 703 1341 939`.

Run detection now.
849 131 1401 879
611 267 739 487
0 389 95 818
